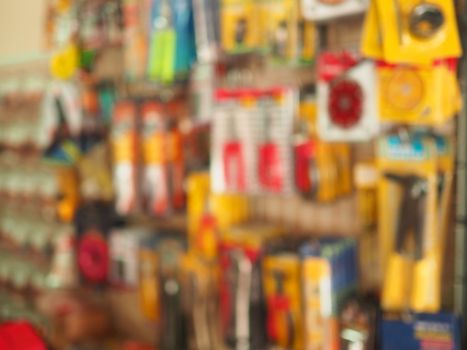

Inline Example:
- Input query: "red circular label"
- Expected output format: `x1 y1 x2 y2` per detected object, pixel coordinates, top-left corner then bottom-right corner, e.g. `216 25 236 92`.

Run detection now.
328 79 363 129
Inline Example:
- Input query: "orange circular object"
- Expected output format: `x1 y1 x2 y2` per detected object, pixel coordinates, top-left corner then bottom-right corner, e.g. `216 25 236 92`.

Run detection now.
385 68 424 111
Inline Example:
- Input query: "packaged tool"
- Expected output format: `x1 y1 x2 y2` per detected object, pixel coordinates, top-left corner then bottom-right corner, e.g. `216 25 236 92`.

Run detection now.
377 59 461 126
39 81 83 151
302 0 369 22
220 0 259 54
157 234 188 350
381 312 461 350
211 87 296 194
378 132 441 312
297 17 316 65
123 0 150 80
260 0 299 62
300 238 359 350
166 117 185 210
111 101 139 216
219 223 281 350
211 91 248 193
147 0 176 83
75 202 116 286
263 236 306 350
373 0 462 65
109 228 150 288
193 0 220 62
317 52 379 142
182 253 221 350
354 162 378 231
172 0 197 79
139 236 160 321
141 101 170 216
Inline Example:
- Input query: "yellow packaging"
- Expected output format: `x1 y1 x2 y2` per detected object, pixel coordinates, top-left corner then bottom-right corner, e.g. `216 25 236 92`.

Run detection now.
260 0 299 61
378 134 438 312
187 172 211 240
263 253 303 350
378 62 460 126
299 19 316 64
56 166 80 222
315 142 338 202
360 0 383 59
375 0 462 64
302 257 339 350
354 162 378 231
139 247 159 321
211 193 249 231
332 143 353 196
221 0 260 53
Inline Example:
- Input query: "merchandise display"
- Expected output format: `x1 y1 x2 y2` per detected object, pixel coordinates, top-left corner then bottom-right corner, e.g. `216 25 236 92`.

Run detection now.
1 0 467 349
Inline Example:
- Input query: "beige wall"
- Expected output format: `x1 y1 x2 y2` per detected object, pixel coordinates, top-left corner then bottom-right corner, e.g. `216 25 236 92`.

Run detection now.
0 0 48 64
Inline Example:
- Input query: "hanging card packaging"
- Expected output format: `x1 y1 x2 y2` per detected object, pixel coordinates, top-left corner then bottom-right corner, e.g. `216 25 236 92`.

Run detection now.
374 0 462 65
377 59 461 126
221 0 259 54
139 236 160 321
123 0 150 80
111 101 139 215
378 133 440 313
219 224 280 349
147 0 176 83
109 228 149 288
302 0 368 22
173 0 197 78
298 18 316 65
317 53 379 142
260 0 299 62
211 94 247 193
193 0 219 62
263 239 304 350
141 101 170 216
166 118 185 210
301 238 359 350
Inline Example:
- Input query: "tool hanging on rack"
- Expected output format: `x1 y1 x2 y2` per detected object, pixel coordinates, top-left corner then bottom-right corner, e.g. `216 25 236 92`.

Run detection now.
378 133 441 313
317 52 379 142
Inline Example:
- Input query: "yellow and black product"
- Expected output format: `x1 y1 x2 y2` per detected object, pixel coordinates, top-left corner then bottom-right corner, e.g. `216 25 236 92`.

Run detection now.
139 237 160 321
54 165 80 222
314 141 338 202
378 133 440 313
377 60 461 126
373 0 462 64
263 236 305 350
332 143 353 197
219 223 281 349
221 0 260 53
260 0 299 62
354 162 378 231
